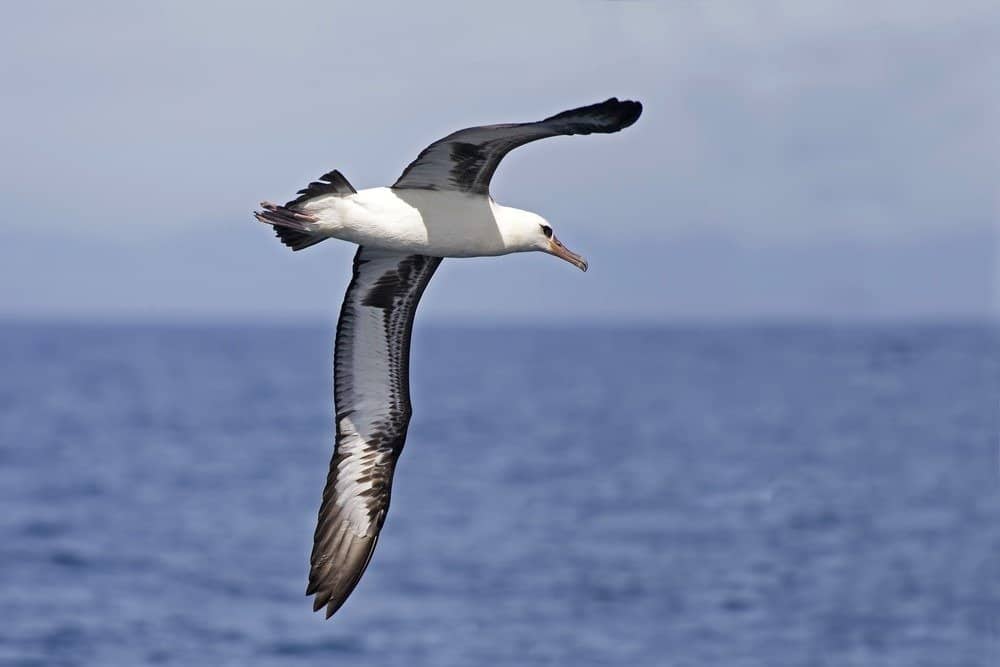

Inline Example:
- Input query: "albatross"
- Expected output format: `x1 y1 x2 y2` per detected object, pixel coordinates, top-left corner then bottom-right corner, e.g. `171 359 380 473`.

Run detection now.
254 97 642 618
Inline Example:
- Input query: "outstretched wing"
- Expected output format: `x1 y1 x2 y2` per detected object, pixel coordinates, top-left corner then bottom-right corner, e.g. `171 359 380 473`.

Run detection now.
392 97 642 195
308 247 441 618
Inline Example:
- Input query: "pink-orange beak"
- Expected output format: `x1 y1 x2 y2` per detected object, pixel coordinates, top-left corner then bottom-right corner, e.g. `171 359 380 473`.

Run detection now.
548 235 588 272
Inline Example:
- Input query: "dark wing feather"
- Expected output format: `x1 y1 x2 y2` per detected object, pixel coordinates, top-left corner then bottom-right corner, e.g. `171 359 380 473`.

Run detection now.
392 97 642 195
307 247 441 619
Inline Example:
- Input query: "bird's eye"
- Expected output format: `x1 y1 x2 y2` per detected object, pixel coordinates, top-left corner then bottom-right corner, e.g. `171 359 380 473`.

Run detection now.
540 225 553 238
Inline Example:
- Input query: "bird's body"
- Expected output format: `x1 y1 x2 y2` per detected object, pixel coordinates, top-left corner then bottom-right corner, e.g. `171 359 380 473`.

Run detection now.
282 186 543 257
254 97 642 618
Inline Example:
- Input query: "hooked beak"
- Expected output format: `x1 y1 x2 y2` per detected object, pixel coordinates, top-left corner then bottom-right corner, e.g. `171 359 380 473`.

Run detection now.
547 235 589 272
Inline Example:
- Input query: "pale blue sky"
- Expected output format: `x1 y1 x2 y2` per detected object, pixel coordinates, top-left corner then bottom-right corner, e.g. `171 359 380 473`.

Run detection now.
1 1 996 323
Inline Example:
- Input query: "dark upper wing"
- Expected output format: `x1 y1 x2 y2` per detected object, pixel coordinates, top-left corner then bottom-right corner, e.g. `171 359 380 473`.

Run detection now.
307 247 441 619
391 97 642 195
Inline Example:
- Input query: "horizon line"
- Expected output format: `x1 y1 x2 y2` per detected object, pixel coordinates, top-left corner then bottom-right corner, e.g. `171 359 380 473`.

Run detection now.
1 312 996 330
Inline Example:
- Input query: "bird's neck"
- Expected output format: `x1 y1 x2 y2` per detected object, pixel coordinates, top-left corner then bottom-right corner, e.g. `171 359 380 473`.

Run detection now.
492 203 543 253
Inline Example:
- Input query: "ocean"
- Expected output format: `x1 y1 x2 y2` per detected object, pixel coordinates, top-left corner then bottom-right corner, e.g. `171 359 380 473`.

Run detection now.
1 321 997 666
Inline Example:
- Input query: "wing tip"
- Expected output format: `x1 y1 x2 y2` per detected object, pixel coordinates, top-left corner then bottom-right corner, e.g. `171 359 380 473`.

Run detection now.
617 98 643 129
305 582 355 620
596 96 643 131
544 96 644 133
306 528 386 620
309 579 349 618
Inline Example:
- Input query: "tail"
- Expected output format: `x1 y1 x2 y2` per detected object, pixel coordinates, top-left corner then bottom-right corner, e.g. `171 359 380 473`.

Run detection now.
254 202 327 251
254 169 357 252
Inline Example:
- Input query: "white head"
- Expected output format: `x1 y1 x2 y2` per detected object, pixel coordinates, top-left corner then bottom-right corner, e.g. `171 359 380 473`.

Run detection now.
494 205 588 272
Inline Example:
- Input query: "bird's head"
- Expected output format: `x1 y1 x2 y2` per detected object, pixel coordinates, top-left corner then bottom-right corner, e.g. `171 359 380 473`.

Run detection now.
496 206 588 272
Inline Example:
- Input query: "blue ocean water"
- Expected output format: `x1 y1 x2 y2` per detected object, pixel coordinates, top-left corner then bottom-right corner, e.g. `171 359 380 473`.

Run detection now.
0 322 997 666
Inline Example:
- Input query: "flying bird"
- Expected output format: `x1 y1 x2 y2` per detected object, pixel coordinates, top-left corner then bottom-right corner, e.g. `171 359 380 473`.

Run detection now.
254 98 642 618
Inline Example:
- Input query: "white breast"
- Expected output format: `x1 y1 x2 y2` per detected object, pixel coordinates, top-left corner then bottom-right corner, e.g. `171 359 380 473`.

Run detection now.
298 187 510 257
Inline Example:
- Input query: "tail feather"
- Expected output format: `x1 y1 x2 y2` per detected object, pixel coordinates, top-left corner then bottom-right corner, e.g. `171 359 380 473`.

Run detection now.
274 226 327 251
254 201 317 229
254 201 328 251
254 169 357 252
286 169 357 208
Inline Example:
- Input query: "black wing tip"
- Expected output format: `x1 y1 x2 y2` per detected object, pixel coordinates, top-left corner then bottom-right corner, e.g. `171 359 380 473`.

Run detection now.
544 96 643 133
611 97 643 129
592 97 643 131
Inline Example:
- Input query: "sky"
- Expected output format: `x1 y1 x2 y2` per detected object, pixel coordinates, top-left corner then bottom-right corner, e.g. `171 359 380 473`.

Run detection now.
0 1 996 324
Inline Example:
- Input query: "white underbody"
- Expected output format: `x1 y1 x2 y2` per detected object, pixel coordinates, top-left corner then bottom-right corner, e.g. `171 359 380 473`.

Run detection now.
295 187 536 257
